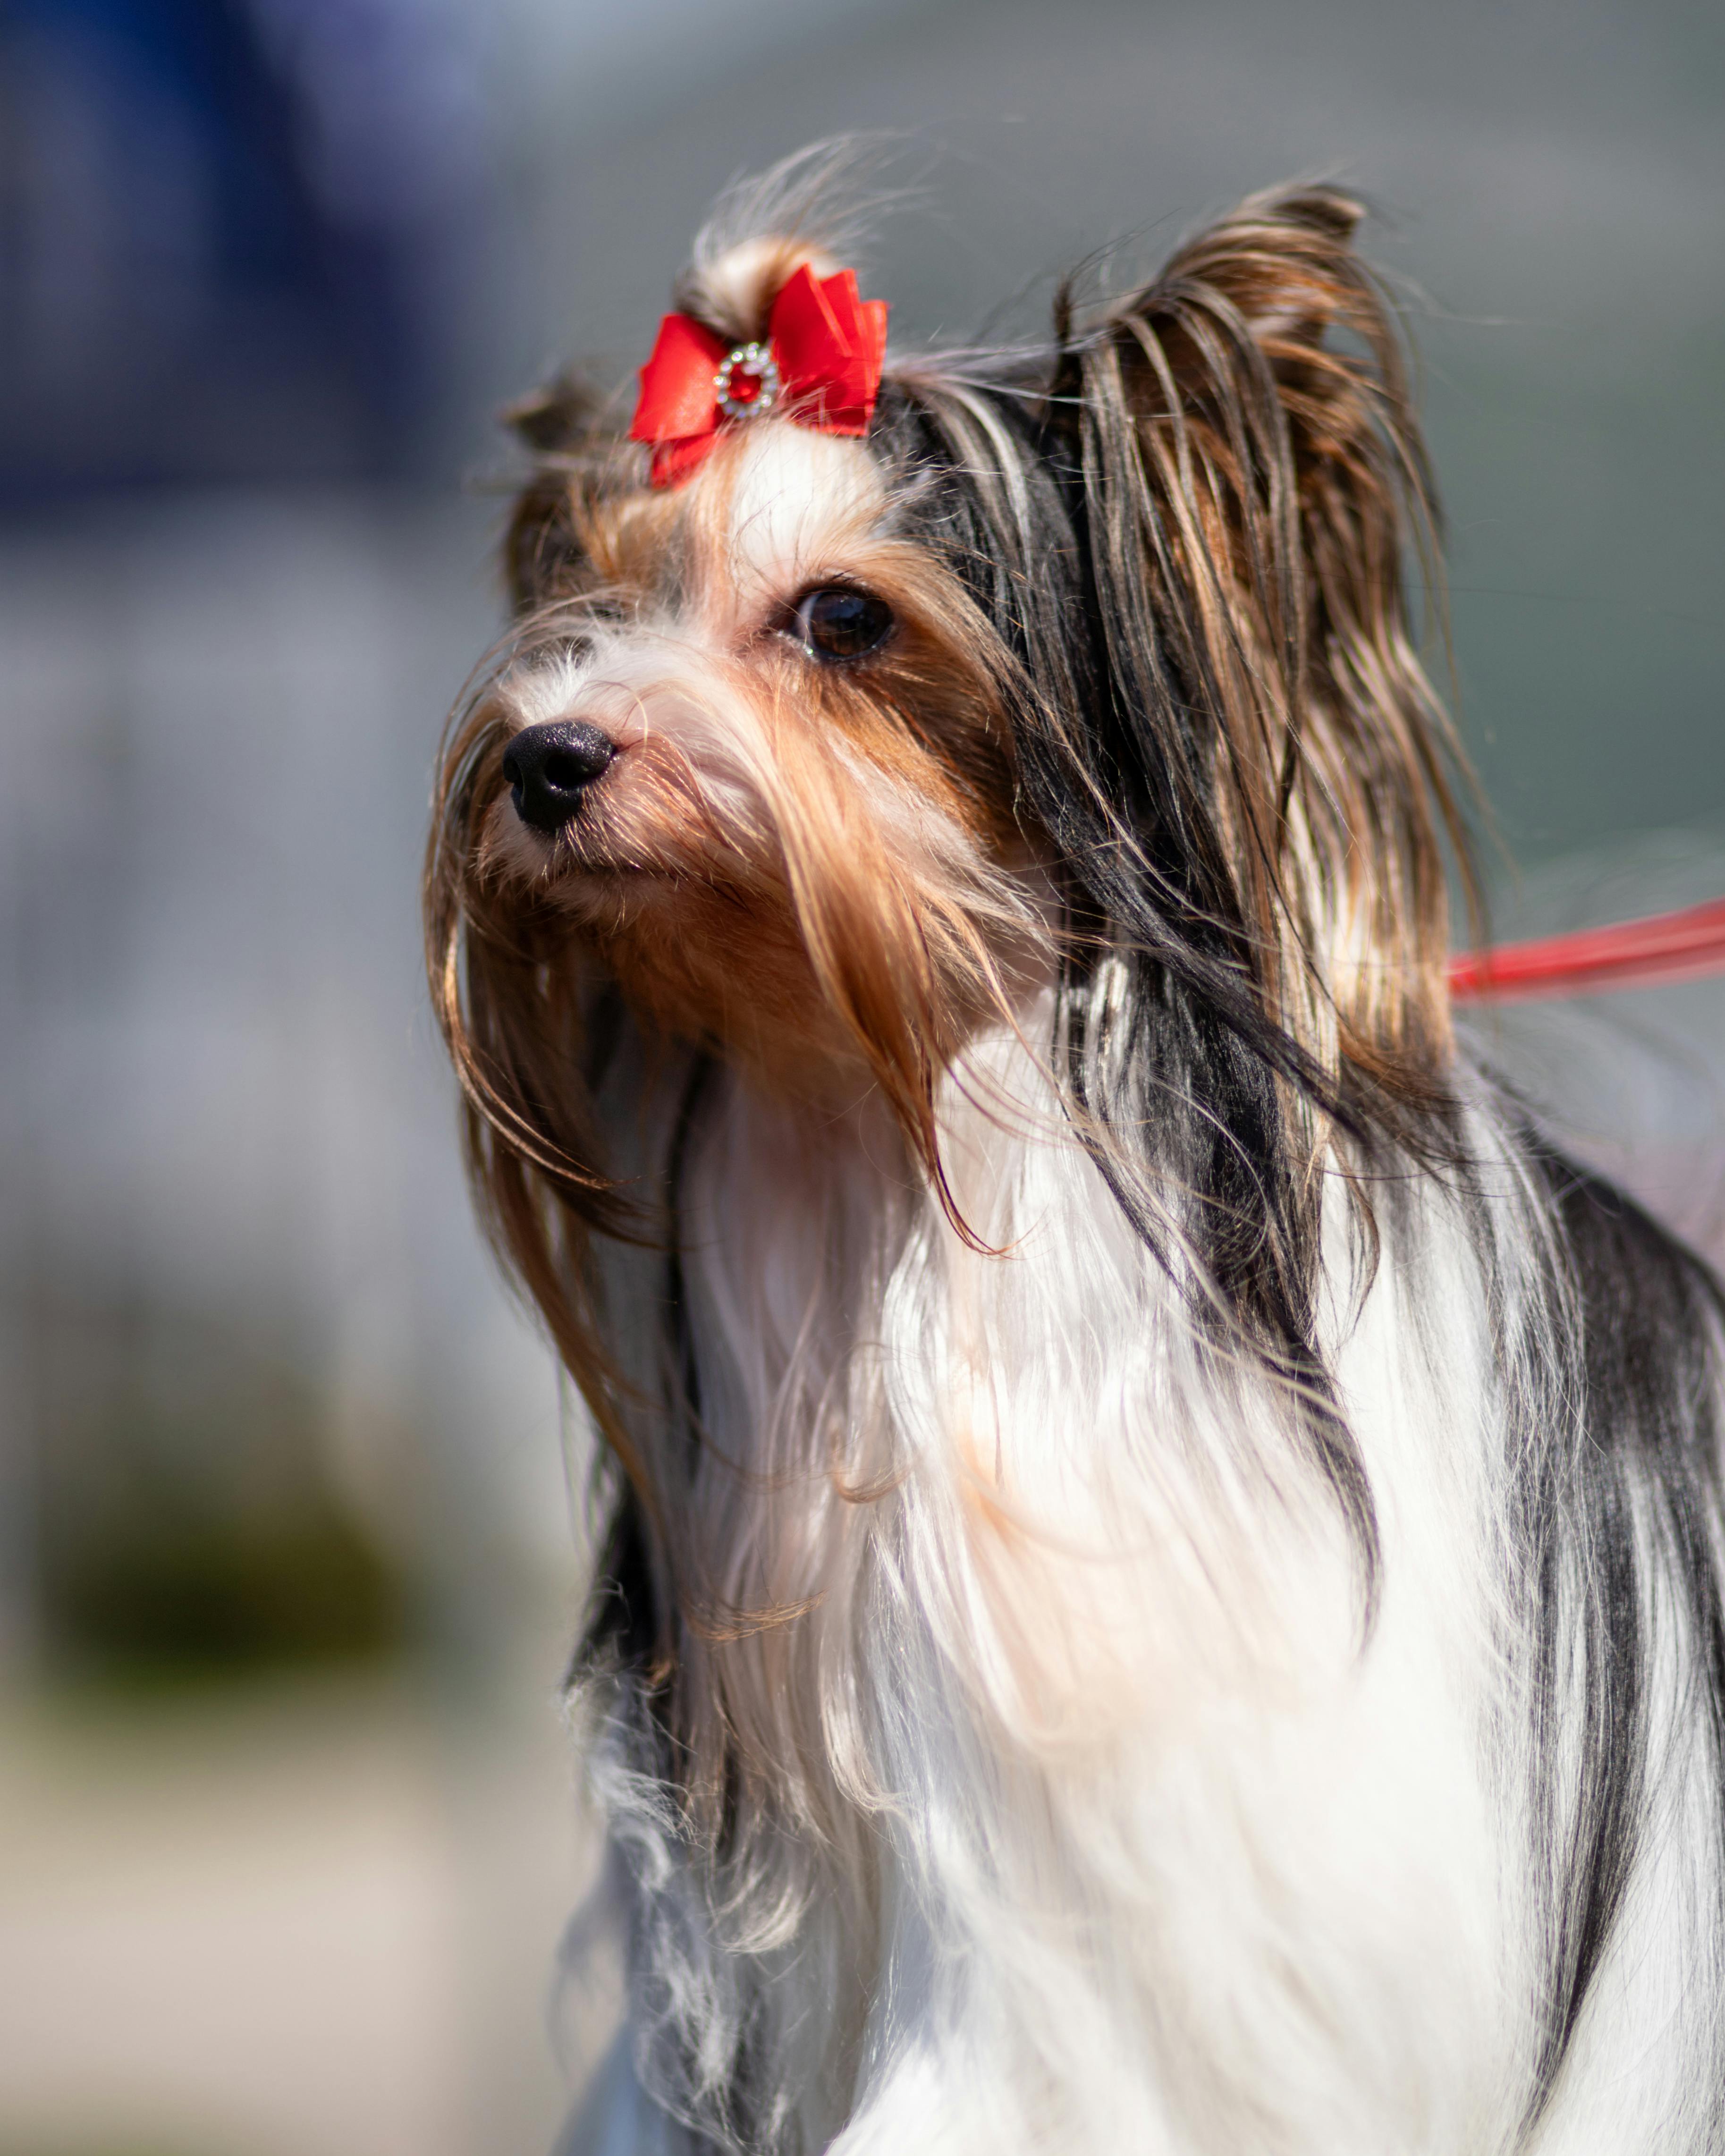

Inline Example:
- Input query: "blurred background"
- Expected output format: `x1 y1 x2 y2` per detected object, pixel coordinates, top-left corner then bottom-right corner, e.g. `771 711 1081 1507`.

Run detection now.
0 1 1720 2151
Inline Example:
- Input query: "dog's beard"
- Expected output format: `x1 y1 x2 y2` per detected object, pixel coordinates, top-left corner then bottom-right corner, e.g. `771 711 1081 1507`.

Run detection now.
484 646 1049 1128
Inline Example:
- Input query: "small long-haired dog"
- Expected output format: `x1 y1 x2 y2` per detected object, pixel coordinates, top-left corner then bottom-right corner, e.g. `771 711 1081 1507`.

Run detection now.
426 149 1725 2154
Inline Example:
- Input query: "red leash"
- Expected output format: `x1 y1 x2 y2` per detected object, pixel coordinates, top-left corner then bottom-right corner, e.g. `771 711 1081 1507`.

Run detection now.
1449 897 1725 1004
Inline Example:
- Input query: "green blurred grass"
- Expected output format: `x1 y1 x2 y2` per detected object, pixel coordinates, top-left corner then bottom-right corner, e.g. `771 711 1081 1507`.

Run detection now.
35 1305 408 1686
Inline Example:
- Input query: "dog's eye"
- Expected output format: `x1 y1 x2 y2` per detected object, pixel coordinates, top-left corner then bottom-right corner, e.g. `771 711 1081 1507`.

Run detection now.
792 587 895 663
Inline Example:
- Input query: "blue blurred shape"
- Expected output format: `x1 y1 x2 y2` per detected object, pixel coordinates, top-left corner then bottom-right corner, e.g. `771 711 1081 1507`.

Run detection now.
0 0 490 495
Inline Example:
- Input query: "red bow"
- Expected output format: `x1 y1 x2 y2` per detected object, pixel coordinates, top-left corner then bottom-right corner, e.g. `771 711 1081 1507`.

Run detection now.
629 263 888 488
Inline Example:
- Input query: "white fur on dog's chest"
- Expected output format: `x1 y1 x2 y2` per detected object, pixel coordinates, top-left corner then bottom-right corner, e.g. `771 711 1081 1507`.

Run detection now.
639 1052 1529 2153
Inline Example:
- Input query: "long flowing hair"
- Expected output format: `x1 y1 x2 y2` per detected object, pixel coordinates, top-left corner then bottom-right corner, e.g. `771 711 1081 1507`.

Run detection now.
424 161 1725 2149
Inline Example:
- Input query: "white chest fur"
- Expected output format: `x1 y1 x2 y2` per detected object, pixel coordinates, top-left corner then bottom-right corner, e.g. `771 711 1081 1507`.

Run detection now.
583 1026 1542 2152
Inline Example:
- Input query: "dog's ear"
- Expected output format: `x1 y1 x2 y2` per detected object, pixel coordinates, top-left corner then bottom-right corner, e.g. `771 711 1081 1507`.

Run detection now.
498 373 601 615
1061 186 1470 1096
502 369 595 454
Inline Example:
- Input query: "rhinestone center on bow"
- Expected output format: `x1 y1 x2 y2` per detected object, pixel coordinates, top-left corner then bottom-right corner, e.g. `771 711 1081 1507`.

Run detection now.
714 342 781 420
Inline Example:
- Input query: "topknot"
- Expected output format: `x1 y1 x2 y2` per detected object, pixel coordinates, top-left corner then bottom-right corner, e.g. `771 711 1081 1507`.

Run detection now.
669 135 904 342
672 237 843 346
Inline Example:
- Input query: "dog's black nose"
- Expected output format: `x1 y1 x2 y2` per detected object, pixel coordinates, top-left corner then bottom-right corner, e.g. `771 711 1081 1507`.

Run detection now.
500 720 616 833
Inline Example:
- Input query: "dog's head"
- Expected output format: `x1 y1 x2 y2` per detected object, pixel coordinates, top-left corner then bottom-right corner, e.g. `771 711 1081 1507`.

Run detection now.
426 152 1470 1429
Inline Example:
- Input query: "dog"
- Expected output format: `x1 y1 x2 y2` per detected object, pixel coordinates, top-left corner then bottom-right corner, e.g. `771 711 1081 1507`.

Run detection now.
425 148 1725 2154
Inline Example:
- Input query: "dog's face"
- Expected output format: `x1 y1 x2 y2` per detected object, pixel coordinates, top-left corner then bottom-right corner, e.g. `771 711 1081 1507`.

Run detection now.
476 415 1039 1115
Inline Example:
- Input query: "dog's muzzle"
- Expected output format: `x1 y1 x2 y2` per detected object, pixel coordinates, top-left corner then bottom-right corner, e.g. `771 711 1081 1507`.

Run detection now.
501 720 616 833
